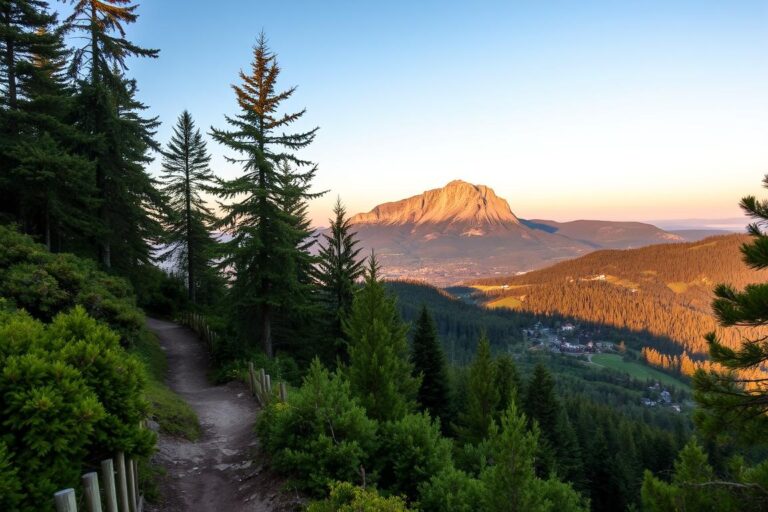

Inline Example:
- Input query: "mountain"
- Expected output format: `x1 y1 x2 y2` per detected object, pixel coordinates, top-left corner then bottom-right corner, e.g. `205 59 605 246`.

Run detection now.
469 234 768 374
346 180 684 284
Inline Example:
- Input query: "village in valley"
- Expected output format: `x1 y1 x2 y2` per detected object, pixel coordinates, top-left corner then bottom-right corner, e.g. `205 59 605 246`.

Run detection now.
524 321 684 413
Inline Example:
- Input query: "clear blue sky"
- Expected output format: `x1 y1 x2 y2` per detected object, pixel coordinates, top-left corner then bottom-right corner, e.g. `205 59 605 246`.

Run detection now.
56 1 768 226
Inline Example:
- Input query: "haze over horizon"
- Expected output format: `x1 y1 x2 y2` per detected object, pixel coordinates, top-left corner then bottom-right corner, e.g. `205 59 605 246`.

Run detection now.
54 0 768 226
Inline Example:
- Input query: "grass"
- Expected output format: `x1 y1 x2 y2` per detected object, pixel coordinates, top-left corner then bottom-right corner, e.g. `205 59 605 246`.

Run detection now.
666 281 689 293
591 353 689 390
487 296 523 309
132 330 201 441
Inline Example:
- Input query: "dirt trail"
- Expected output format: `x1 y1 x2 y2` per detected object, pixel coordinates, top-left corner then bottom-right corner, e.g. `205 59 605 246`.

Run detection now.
145 318 299 512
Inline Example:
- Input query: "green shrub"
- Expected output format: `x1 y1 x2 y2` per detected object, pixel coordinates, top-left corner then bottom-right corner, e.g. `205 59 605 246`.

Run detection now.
0 308 154 510
377 412 453 501
417 467 486 512
307 482 412 512
0 225 144 343
257 358 378 495
0 441 22 511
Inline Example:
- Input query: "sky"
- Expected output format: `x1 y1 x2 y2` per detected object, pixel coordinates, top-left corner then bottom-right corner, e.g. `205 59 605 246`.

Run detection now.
56 1 768 227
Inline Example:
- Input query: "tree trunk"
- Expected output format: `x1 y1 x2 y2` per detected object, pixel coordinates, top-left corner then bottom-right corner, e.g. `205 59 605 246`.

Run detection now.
261 304 273 357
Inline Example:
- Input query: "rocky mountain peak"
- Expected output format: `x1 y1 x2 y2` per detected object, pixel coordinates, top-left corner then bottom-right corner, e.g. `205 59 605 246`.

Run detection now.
350 180 520 227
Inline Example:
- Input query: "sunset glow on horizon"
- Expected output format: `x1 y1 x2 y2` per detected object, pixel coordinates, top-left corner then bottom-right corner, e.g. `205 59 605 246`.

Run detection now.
58 0 768 227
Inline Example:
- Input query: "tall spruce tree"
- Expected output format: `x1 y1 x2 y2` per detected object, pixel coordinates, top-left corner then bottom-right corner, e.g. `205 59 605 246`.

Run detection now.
316 197 364 362
693 174 768 444
64 0 160 269
411 305 451 425
494 354 521 418
212 34 318 357
158 110 217 303
456 334 499 444
0 4 97 249
523 363 584 484
271 160 326 359
344 253 420 421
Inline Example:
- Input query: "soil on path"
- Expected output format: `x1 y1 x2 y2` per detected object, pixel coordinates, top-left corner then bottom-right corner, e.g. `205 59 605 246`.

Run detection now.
145 318 301 512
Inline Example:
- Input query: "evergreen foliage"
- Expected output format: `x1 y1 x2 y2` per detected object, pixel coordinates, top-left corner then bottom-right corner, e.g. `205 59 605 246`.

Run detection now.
0 307 153 510
524 363 584 482
256 358 378 495
316 197 364 362
693 177 768 445
344 254 420 421
455 334 499 443
307 482 412 512
411 305 451 425
480 403 588 511
0 225 144 342
211 33 319 357
377 412 452 501
0 1 97 249
158 110 218 304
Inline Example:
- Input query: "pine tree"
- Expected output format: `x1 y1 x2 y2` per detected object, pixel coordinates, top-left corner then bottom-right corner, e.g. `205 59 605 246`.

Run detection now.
344 253 419 421
64 0 160 269
212 33 318 357
456 334 499 444
493 353 521 417
523 363 584 483
316 197 364 362
0 2 97 248
411 305 451 425
481 403 587 512
158 110 217 303
693 174 768 444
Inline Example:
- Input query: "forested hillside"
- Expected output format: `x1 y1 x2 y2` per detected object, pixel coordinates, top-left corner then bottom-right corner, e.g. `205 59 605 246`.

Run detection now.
472 234 768 375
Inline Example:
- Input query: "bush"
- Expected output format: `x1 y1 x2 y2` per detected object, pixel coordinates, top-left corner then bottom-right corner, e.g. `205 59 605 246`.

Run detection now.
0 308 154 510
0 225 144 343
257 358 378 495
377 412 453 501
307 482 412 512
417 467 486 512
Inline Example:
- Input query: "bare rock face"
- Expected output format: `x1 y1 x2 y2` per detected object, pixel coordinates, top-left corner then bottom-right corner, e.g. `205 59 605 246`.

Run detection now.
339 180 683 285
350 180 520 228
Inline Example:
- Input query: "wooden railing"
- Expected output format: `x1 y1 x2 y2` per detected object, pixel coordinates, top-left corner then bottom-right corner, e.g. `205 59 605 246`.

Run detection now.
178 311 289 407
53 452 142 512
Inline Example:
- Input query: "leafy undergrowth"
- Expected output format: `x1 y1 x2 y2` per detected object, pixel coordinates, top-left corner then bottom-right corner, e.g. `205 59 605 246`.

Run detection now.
132 330 201 441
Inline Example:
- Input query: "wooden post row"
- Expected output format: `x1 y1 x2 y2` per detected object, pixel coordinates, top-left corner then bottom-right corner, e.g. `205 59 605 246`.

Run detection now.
101 458 119 512
82 472 102 512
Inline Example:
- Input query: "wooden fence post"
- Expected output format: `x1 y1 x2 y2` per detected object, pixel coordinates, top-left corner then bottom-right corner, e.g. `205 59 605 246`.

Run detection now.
131 459 140 511
54 489 77 512
279 381 287 402
101 459 118 512
266 374 272 395
126 456 137 512
116 452 130 512
247 362 255 395
82 472 102 512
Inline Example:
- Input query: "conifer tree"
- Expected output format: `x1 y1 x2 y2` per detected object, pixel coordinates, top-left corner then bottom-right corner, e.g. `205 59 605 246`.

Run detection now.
494 353 521 417
316 197 364 361
212 34 319 357
158 110 217 303
456 334 499 444
693 174 768 444
344 253 419 421
524 363 584 483
64 0 161 269
481 403 588 512
0 4 98 249
411 305 450 425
